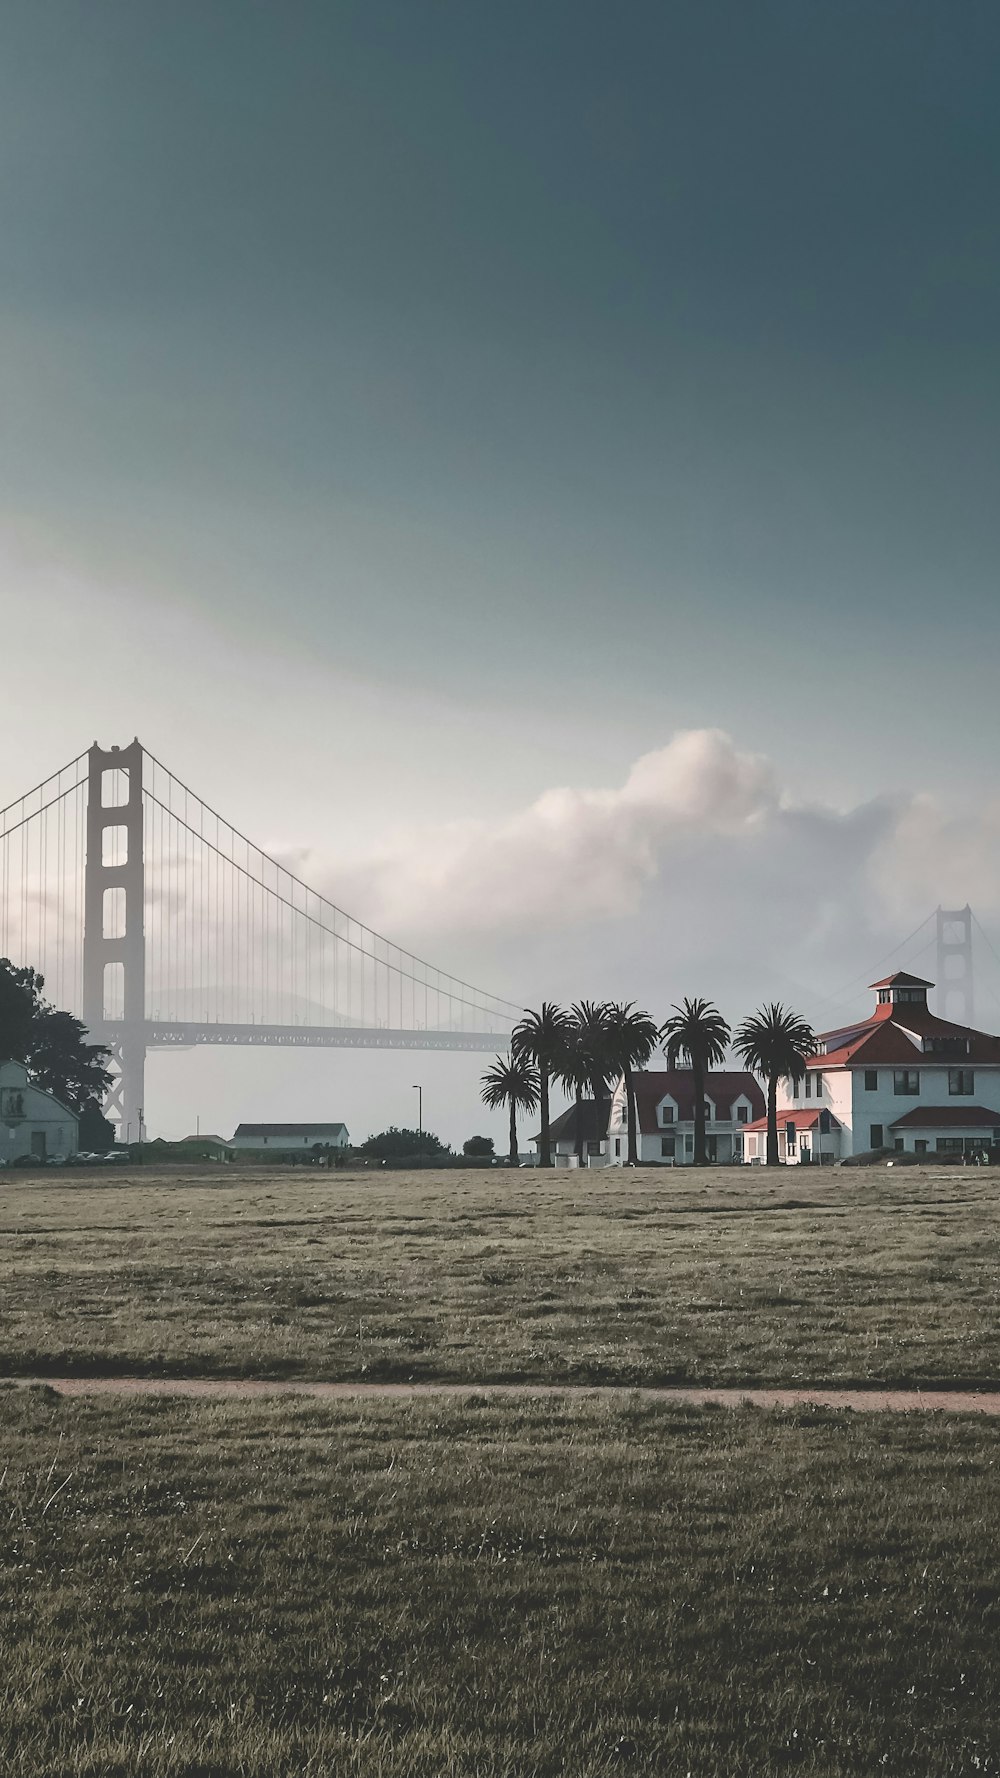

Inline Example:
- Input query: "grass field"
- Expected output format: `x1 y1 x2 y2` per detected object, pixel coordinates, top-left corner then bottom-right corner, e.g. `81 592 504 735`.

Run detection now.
1 1163 999 1387
3 1386 999 1777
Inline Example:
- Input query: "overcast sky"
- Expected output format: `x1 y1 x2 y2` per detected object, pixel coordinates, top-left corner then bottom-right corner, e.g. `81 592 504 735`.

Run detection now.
2 2 1000 1143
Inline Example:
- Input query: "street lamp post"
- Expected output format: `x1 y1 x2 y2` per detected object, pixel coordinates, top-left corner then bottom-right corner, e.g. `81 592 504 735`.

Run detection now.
412 1084 422 1167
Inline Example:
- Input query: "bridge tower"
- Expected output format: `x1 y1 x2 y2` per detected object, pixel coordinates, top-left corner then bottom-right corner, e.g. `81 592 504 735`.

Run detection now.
83 740 146 1139
935 904 974 1026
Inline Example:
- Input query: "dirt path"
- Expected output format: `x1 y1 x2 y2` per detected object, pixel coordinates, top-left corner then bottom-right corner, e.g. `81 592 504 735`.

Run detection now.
12 1378 1000 1413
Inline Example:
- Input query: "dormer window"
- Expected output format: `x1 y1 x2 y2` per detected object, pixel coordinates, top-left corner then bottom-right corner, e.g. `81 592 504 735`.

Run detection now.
660 1104 675 1125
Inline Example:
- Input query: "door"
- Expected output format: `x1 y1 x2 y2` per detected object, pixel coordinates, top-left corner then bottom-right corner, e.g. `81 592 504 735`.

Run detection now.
31 1130 47 1160
706 1135 717 1162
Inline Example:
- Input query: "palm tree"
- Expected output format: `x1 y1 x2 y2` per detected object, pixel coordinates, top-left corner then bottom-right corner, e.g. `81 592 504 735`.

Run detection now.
569 1000 615 1163
660 998 731 1166
603 1002 660 1165
480 1053 540 1166
553 1023 595 1165
733 1003 816 1166
512 1003 572 1168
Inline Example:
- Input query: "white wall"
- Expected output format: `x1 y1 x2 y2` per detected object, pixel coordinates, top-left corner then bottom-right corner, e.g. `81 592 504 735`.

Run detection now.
781 1063 1000 1156
0 1063 78 1164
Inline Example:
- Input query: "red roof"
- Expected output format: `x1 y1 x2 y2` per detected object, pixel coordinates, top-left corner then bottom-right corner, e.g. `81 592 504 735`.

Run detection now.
889 1105 1000 1130
629 1070 764 1134
868 971 934 990
810 1005 1000 1071
744 1108 841 1134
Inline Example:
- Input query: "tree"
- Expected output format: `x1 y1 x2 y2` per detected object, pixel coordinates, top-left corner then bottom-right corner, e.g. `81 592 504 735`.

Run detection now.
26 1009 113 1113
660 998 731 1165
603 1002 660 1165
512 1003 572 1169
569 1001 615 1161
358 1126 449 1160
0 959 44 1063
463 1135 495 1158
553 1023 594 1165
79 1101 115 1154
733 1002 816 1165
480 1052 540 1166
0 962 112 1146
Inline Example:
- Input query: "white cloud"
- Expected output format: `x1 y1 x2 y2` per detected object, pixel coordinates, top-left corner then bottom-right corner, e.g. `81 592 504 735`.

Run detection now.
871 794 1000 923
278 727 1000 1033
300 729 778 937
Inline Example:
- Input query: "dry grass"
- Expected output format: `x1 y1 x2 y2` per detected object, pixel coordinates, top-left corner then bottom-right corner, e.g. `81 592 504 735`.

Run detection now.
3 1387 1000 1776
1 1162 998 1386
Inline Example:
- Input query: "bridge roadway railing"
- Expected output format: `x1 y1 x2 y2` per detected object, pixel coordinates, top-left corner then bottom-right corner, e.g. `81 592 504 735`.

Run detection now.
96 1020 510 1053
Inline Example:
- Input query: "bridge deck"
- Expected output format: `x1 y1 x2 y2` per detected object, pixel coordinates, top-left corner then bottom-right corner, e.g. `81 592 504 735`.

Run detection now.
96 1021 509 1053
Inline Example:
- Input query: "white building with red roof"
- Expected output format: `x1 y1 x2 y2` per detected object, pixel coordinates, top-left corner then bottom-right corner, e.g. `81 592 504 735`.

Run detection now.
742 972 1000 1163
606 1068 765 1165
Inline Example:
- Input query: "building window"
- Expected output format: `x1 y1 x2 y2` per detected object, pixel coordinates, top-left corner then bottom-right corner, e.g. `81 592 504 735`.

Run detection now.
615 1139 621 1157
660 1105 674 1124
703 1102 711 1120
949 1069 974 1096
736 1104 749 1123
587 1141 602 1156
937 1137 963 1154
684 1134 693 1155
804 1075 812 1099
915 1140 928 1154
878 988 891 1004
814 1075 823 1098
894 1138 905 1152
661 1136 675 1158
864 1070 878 1091
893 1071 920 1096
870 1124 884 1150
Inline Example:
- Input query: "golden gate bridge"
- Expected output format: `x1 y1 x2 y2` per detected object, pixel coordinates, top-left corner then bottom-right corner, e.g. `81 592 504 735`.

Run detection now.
1 739 520 1137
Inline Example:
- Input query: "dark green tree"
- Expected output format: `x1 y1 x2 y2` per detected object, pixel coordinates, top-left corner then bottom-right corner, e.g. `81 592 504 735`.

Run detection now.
480 1052 540 1166
553 1022 594 1164
462 1135 494 1157
1 963 112 1148
733 1003 816 1165
603 1002 660 1165
78 1101 116 1153
358 1126 449 1160
512 1003 572 1169
0 959 44 1063
568 1000 615 1160
660 998 731 1165
26 1009 113 1113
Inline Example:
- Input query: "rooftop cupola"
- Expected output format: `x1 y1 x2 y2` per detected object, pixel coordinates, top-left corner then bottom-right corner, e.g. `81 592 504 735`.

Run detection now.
870 971 933 1010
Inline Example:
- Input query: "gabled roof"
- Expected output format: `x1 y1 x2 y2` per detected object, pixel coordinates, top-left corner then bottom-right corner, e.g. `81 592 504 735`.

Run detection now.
890 1105 1000 1130
745 1107 841 1134
869 971 935 989
627 1070 765 1134
232 1122 349 1139
532 1100 605 1146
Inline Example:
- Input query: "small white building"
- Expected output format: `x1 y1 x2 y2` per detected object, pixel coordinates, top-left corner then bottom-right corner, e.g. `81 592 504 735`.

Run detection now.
231 1121 350 1155
531 1070 765 1167
529 1100 606 1167
744 971 1000 1163
605 1069 765 1165
0 1061 79 1165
